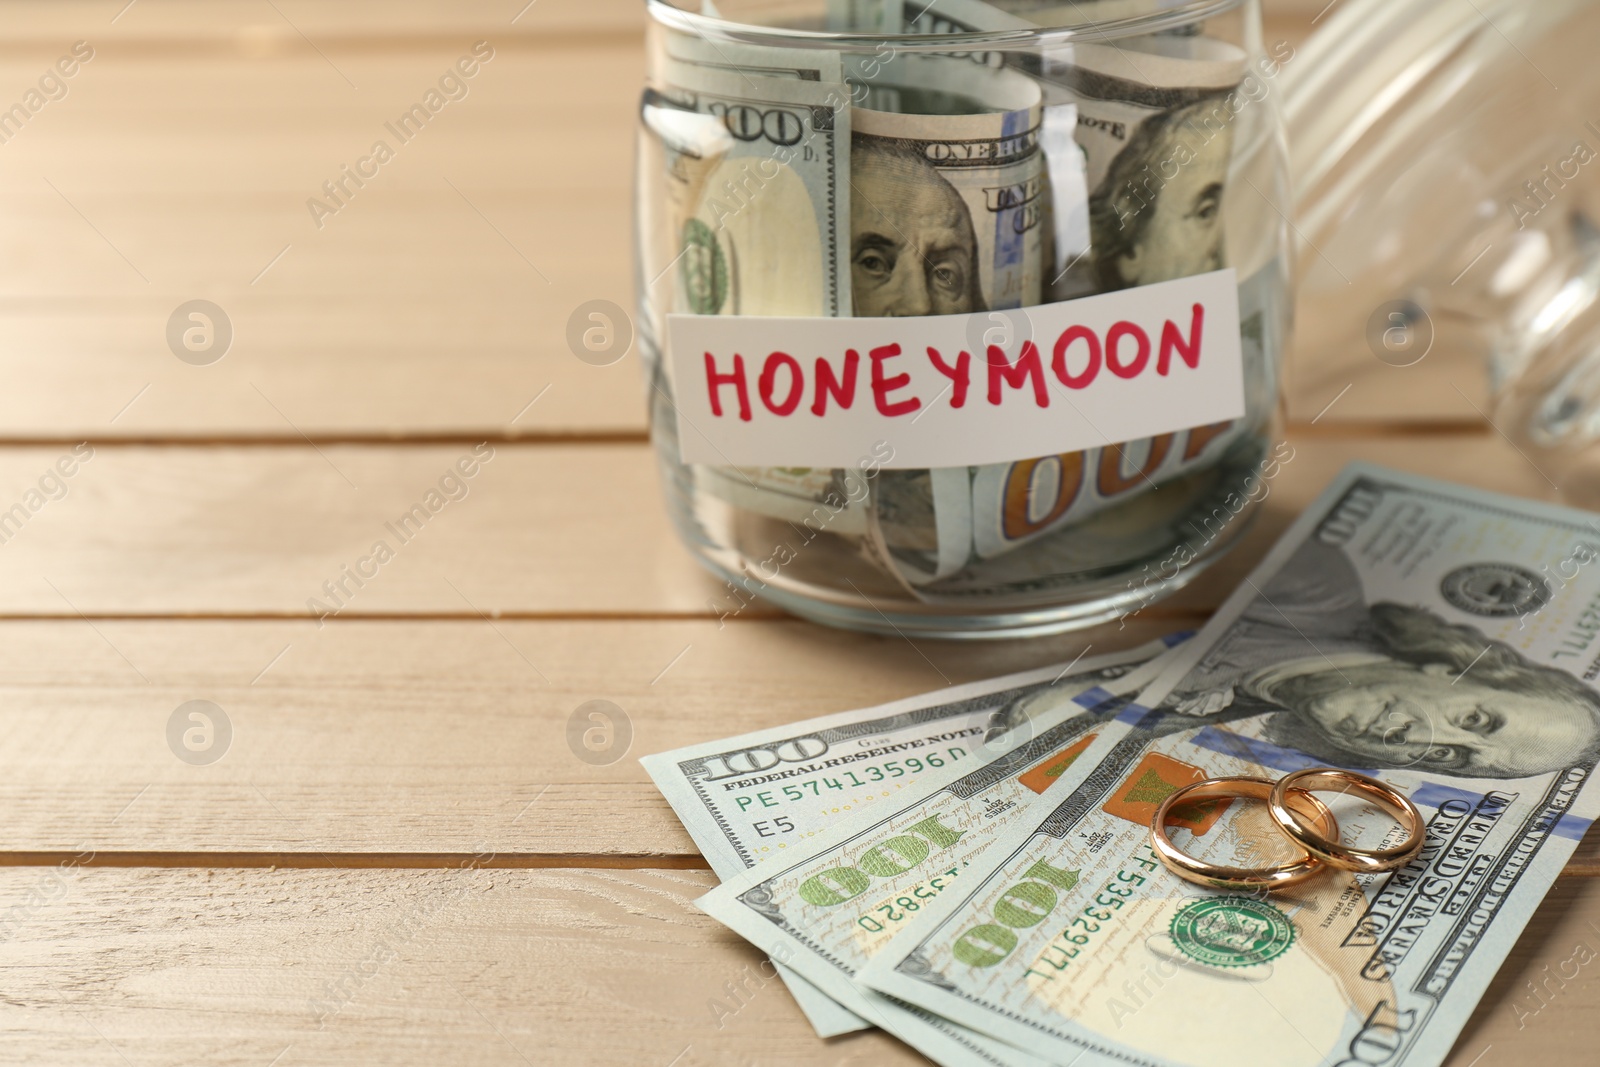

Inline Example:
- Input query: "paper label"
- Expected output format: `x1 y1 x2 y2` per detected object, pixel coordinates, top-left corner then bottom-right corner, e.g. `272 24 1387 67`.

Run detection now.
667 269 1244 469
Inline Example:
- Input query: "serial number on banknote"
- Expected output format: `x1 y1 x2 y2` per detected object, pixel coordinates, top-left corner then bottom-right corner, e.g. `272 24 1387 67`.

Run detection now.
1024 851 1161 982
731 747 978 818
857 863 967 935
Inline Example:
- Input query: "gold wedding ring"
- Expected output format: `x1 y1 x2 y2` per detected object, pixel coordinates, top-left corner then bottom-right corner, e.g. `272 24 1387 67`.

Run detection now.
1268 768 1425 874
1150 775 1341 891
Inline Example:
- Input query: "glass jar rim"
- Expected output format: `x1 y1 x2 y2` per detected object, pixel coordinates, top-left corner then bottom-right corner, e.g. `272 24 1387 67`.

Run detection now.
643 0 1247 53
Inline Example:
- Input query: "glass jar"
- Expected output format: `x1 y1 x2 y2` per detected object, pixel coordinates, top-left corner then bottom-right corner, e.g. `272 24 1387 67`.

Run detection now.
1284 0 1600 506
635 0 1292 637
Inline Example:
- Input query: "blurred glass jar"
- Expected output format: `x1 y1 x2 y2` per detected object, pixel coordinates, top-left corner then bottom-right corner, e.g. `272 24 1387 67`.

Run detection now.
1285 0 1600 505
635 0 1292 637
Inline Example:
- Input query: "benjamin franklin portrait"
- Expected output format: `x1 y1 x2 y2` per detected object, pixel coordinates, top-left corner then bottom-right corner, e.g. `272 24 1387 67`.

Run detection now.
1088 95 1234 293
850 134 986 317
1005 538 1600 779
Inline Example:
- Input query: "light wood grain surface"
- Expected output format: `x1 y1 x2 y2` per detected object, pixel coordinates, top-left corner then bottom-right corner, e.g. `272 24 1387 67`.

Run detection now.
0 868 1591 1066
0 1 1587 1065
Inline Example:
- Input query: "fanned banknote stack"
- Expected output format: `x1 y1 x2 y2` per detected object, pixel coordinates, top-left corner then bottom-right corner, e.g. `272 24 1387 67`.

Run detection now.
637 0 1286 601
645 461 1600 1066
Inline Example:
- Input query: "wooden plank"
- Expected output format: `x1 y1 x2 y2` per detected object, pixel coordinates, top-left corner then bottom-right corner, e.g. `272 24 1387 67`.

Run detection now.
0 865 1588 1064
1286 332 1491 427
0 612 1595 872
0 0 646 44
1 0 1320 43
0 442 727 616
0 41 644 438
0 615 1185 855
0 431 1553 617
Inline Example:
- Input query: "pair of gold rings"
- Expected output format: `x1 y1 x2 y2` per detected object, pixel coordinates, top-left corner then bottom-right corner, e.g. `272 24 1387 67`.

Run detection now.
1149 768 1425 891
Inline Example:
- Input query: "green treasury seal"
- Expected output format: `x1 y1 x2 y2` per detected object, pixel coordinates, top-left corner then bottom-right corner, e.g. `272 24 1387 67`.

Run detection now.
1169 897 1295 968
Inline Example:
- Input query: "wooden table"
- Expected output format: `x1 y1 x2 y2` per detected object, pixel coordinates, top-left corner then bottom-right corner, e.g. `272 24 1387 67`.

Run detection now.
0 1 1589 1063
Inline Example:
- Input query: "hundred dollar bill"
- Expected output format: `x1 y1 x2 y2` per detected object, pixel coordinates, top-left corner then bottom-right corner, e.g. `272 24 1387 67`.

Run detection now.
850 54 1045 314
842 54 1048 585
838 26 1267 589
863 462 1600 1067
966 14 1263 584
655 60 851 320
691 635 1188 1064
845 0 1250 299
661 33 844 85
660 46 1050 587
692 465 872 539
643 636 1176 1039
656 45 1050 588
1039 33 1248 300
642 53 873 551
637 38 844 370
832 0 1025 39
989 0 1204 28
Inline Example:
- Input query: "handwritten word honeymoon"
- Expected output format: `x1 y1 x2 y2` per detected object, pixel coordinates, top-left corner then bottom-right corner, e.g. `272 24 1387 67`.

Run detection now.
669 269 1244 469
703 306 1202 419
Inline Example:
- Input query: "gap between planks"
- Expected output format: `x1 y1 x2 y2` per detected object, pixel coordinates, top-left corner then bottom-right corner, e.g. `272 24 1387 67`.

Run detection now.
0 851 712 870
0 609 1214 623
0 852 1593 876
0 432 651 448
0 31 647 58
0 421 1489 448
